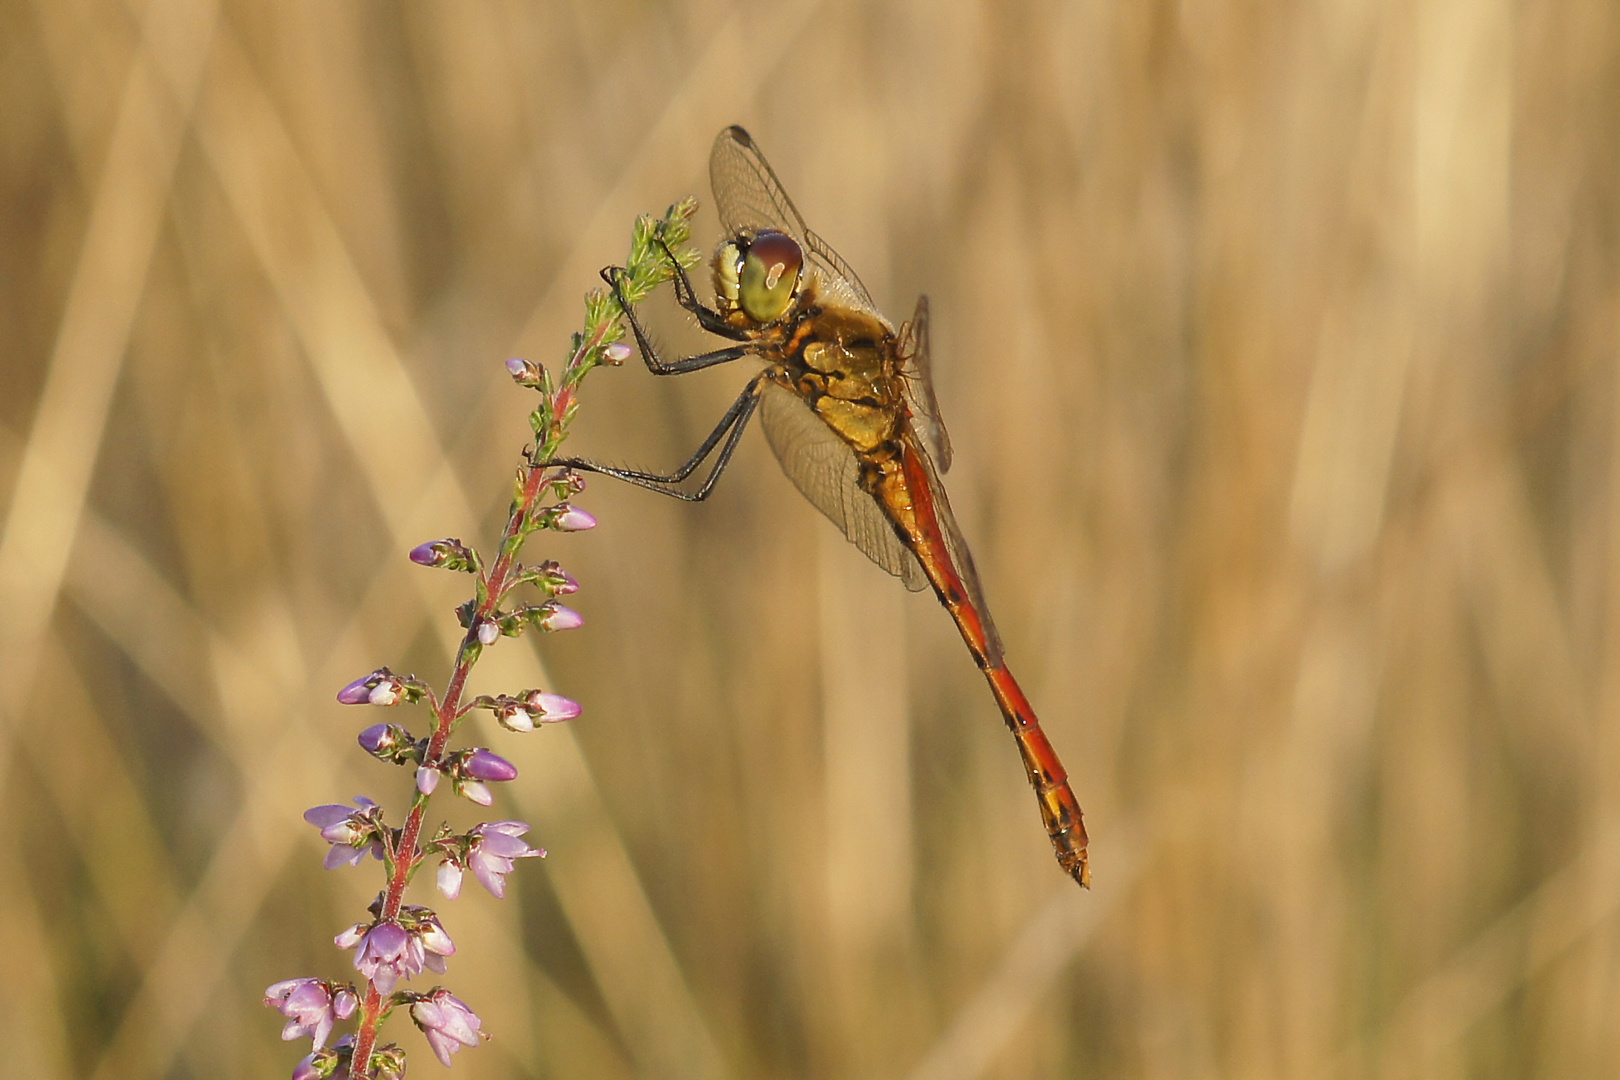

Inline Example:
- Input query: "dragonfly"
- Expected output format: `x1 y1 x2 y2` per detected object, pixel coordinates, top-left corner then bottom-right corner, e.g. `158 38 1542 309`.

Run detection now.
556 126 1089 887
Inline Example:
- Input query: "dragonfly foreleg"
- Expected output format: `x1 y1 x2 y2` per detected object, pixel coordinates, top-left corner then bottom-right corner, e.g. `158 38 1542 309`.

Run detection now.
602 267 749 377
654 238 747 340
548 373 768 502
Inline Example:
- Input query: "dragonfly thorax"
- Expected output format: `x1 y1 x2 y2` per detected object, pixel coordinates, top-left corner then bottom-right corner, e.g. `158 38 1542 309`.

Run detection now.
712 229 804 326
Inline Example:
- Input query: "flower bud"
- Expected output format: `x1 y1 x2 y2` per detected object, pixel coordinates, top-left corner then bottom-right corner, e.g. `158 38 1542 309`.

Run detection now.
506 357 543 385
437 859 464 900
603 341 633 365
548 503 597 532
336 675 375 705
494 702 537 733
464 749 518 783
416 765 441 796
476 619 500 646
535 603 584 632
524 690 581 723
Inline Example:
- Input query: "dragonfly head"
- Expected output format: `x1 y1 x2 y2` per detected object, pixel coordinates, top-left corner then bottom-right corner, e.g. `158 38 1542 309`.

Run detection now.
713 229 803 325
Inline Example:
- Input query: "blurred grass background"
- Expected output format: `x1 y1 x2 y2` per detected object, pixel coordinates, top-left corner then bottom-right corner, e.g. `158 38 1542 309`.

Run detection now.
1 0 1617 1077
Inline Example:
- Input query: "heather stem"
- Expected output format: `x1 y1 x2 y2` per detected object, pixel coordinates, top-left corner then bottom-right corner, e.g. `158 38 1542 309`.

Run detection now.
344 199 697 1078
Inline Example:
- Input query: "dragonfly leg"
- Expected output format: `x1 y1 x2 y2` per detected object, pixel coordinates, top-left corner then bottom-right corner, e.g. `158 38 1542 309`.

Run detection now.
654 238 746 339
602 267 750 377
548 373 767 502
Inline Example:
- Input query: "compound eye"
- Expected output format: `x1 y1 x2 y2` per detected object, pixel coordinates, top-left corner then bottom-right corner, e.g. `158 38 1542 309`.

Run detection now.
738 230 803 323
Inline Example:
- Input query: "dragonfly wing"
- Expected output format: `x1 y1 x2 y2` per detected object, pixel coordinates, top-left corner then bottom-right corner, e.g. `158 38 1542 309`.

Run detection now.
759 382 929 591
897 295 953 474
711 126 880 315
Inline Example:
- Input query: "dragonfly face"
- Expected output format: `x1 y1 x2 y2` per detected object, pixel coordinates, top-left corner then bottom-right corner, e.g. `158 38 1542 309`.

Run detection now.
556 126 1092 886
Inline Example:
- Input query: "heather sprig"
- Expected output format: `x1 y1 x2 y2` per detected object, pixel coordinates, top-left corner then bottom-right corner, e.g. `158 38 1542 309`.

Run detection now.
267 198 699 1079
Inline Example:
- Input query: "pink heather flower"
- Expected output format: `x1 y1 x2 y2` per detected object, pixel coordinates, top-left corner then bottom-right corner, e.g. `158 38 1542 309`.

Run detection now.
265 978 351 1048
345 919 416 995
536 603 584 632
304 798 383 869
524 690 581 723
467 821 544 899
416 765 441 796
411 990 485 1067
464 749 517 783
603 341 633 365
460 780 493 806
437 859 464 900
476 619 500 646
413 910 456 964
550 503 597 532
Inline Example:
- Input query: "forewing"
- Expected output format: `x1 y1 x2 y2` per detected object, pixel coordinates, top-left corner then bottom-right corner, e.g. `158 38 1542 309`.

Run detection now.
758 382 928 591
897 295 954 473
710 126 880 314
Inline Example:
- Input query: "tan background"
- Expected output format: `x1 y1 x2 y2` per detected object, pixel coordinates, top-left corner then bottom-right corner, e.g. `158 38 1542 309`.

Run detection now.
2 1 1617 1077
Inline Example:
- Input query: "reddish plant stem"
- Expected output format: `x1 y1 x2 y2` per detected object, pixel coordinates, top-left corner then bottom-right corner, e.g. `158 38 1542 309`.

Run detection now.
346 322 609 1076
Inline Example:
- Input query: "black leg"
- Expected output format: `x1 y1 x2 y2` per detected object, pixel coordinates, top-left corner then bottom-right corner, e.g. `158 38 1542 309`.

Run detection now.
655 239 746 339
602 267 751 375
548 373 769 502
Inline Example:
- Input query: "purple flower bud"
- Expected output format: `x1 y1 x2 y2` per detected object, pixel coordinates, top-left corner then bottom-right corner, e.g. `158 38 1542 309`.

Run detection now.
416 765 441 796
338 669 405 706
437 860 464 900
357 724 390 754
290 1052 325 1080
494 703 537 733
464 749 518 783
603 341 633 365
525 690 581 723
336 676 374 705
408 541 443 566
476 619 500 646
411 990 484 1067
550 503 597 532
537 603 584 632
460 780 493 806
467 821 544 899
265 978 347 1048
